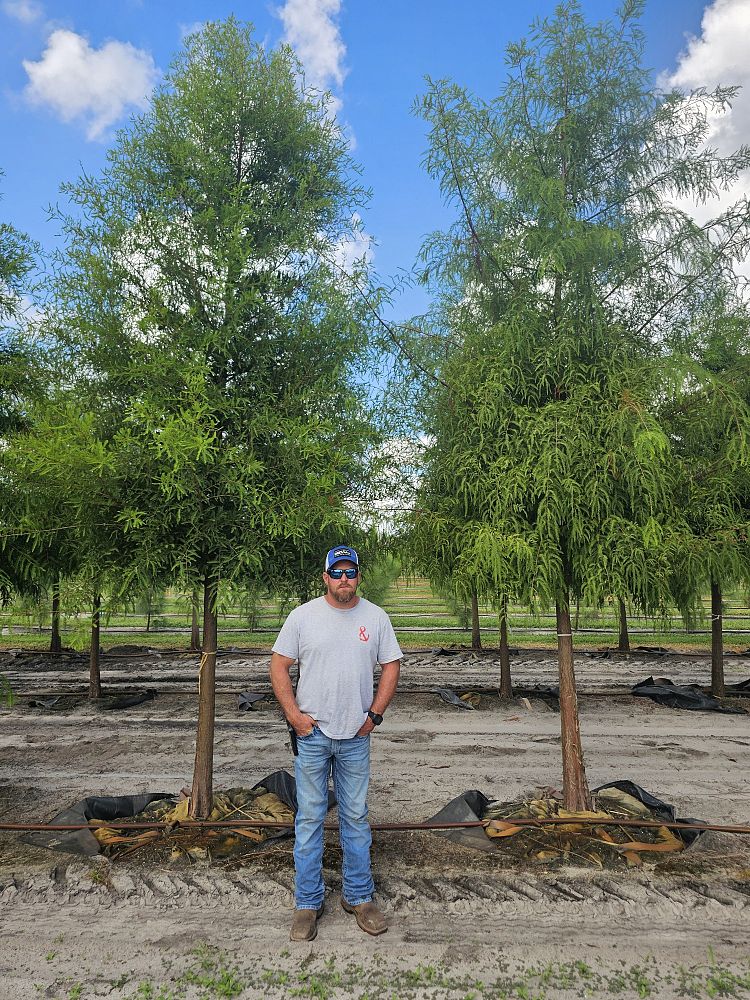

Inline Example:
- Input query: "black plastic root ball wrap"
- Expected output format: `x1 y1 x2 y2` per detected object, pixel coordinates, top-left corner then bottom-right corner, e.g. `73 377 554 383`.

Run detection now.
21 770 308 857
632 676 747 714
426 780 705 859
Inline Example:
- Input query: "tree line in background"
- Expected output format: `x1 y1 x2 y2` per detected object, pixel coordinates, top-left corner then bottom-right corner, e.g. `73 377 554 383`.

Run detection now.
1 3 749 815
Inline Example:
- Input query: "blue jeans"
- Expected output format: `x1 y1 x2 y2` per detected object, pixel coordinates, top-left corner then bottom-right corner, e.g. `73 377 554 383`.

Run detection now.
294 726 374 909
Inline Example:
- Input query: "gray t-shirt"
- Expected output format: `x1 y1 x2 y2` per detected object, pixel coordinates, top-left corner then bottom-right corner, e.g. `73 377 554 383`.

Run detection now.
272 596 403 739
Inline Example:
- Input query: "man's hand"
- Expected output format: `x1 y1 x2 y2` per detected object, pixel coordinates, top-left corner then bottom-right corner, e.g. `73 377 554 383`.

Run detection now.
290 711 317 737
270 654 315 737
356 717 375 737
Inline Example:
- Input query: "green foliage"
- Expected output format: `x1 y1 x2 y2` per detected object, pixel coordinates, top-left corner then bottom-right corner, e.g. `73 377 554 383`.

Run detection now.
358 553 402 606
0 172 47 606
22 19 381 605
663 291 750 614
183 945 246 998
0 169 36 327
407 2 750 616
134 587 167 630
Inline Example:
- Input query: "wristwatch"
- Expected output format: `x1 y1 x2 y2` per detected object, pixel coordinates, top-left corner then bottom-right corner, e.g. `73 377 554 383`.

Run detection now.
367 710 383 726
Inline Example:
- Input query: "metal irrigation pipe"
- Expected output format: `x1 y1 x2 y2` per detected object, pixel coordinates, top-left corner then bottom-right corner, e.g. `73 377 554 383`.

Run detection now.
3 817 750 835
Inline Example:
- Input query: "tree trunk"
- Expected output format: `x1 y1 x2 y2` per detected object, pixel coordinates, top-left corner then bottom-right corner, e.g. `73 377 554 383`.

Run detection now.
146 601 151 633
50 579 62 654
556 594 591 811
190 571 218 819
470 590 482 650
498 595 512 700
190 589 200 651
89 592 101 699
711 578 725 698
617 598 630 653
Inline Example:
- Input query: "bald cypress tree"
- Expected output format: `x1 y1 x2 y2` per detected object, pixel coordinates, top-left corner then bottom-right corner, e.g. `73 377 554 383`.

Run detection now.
412 1 750 809
0 171 42 606
665 293 750 696
37 19 380 817
408 404 515 695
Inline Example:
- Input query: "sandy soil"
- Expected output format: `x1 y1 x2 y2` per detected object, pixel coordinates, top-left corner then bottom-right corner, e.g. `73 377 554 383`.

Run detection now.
1 648 750 999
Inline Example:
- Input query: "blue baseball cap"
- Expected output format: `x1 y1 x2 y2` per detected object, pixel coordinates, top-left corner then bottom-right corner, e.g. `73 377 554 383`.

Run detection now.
325 545 359 570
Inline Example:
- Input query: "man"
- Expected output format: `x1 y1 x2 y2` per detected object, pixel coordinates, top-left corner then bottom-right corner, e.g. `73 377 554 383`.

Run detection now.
270 545 402 941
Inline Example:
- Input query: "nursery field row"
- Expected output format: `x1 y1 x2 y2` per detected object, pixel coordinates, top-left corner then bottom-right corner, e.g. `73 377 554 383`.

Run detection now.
3 578 749 652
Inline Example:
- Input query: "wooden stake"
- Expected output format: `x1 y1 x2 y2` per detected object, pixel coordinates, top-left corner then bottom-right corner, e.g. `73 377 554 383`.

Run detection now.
89 591 101 699
499 594 512 700
50 579 62 654
617 597 630 653
190 571 218 819
470 589 482 650
711 579 725 698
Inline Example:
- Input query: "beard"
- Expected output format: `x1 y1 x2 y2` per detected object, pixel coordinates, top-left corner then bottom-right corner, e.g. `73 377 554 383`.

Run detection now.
333 586 355 604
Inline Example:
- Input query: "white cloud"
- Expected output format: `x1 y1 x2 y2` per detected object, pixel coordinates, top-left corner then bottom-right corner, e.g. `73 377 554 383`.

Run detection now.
331 213 374 273
274 4 367 247
346 436 424 533
663 0 750 138
2 0 42 23
659 0 750 223
19 294 42 323
179 21 205 41
22 29 158 140
277 0 346 113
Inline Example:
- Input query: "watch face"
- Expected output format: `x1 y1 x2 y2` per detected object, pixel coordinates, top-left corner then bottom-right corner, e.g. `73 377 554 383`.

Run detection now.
369 711 383 725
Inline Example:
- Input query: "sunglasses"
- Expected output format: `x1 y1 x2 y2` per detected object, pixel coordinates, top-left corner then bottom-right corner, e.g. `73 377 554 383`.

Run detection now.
327 567 358 579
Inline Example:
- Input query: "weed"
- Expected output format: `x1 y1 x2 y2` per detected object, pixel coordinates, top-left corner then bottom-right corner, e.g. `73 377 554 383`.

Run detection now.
575 959 593 978
289 974 331 998
704 966 750 998
628 963 654 998
68 985 82 1000
403 963 447 987
45 952 56 962
261 970 290 986
79 943 750 1000
88 863 113 889
181 948 245 998
130 984 178 1000
514 985 541 1000
605 970 629 993
183 967 244 998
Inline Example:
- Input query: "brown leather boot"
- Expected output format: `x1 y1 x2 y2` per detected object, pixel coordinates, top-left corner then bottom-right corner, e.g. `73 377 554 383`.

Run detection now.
341 899 387 935
290 904 324 941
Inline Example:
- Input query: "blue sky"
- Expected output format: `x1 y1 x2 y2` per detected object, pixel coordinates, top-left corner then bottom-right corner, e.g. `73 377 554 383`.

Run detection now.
2 0 747 320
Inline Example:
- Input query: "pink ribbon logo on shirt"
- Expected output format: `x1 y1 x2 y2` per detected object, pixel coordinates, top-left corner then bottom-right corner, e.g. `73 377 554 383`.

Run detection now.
359 626 370 642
